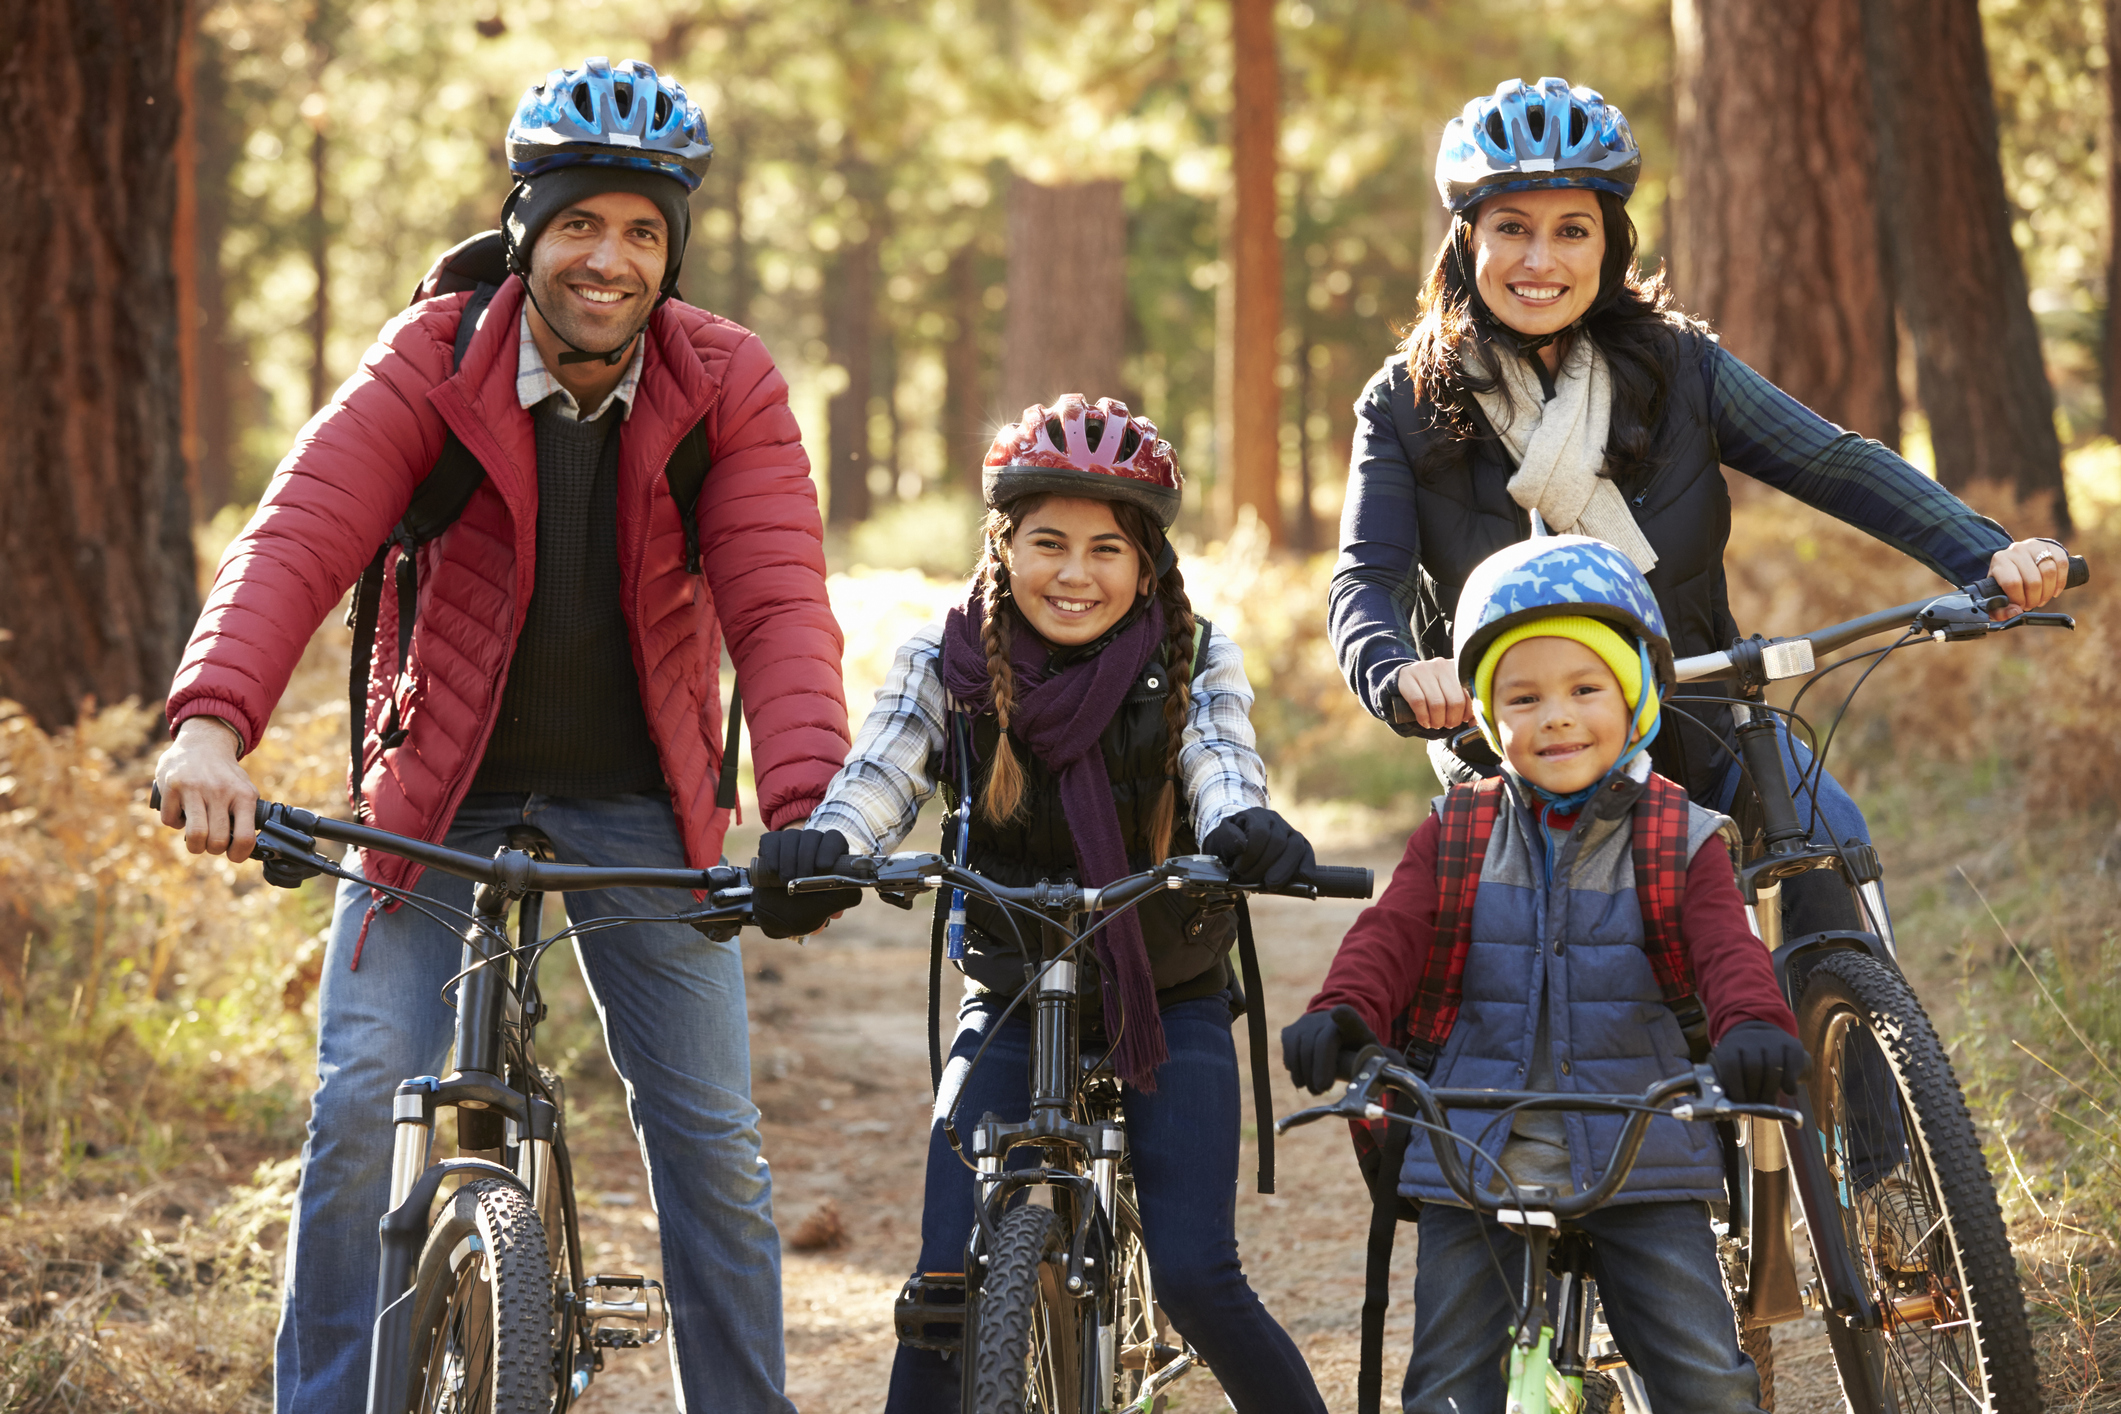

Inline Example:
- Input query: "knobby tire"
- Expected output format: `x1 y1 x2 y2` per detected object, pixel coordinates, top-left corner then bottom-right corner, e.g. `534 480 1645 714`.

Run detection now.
1797 950 2040 1414
970 1204 1088 1414
406 1176 556 1414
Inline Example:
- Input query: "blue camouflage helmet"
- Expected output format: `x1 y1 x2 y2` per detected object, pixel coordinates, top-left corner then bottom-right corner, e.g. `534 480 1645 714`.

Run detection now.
1436 77 1640 212
1451 535 1674 689
506 57 713 190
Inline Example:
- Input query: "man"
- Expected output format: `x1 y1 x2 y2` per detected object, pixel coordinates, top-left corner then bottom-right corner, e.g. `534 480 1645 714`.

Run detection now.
156 57 849 1413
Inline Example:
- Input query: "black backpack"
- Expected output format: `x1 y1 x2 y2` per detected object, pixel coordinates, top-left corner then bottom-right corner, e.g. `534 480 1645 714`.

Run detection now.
345 231 740 810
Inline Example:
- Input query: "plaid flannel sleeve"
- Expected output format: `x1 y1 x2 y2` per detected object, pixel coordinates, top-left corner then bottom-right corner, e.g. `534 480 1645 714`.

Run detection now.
1709 344 2012 584
1184 625 1272 839
803 624 948 855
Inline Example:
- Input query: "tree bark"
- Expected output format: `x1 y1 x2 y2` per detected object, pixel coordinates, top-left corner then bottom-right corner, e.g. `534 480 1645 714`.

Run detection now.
945 242 989 492
189 24 241 516
1000 176 1125 414
2108 0 2120 438
1671 0 1900 446
824 159 879 526
1230 0 1284 543
0 0 198 727
1860 0 2069 529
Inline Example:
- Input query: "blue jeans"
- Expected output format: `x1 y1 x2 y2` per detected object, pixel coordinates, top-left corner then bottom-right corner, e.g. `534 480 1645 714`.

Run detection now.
884 994 1326 1414
1404 1202 1765 1413
273 791 793 1414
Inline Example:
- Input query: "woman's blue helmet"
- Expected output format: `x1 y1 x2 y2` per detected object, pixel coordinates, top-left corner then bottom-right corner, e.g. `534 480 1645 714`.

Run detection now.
1451 535 1674 690
506 57 713 191
1436 78 1640 212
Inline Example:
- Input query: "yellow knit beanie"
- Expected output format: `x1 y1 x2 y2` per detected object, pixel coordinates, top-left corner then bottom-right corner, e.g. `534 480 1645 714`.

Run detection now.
1471 615 1658 748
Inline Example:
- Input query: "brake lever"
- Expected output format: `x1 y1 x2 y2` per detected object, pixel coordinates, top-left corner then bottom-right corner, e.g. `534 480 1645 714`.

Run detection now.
1668 1063 1800 1125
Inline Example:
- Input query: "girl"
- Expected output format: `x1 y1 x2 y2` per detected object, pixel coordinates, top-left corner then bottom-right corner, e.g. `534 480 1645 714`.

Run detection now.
765 395 1328 1413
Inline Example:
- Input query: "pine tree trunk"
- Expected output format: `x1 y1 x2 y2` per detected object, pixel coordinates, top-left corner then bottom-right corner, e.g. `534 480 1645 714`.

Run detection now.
1672 0 1900 446
945 243 989 492
0 0 198 728
1860 0 2069 529
1229 0 1283 541
2108 0 2120 439
189 26 241 516
1000 176 1125 415
824 158 879 526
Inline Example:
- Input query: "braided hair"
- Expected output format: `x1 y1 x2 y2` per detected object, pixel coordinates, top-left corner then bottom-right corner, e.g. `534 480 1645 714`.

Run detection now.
973 494 1198 862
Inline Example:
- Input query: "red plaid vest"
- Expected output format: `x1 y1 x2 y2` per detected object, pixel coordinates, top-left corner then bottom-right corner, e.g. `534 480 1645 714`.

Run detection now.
1398 772 1699 1073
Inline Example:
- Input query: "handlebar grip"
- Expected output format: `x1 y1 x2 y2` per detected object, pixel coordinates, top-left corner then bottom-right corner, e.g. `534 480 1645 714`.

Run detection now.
147 783 274 831
1300 864 1374 899
1969 554 2089 602
150 783 161 811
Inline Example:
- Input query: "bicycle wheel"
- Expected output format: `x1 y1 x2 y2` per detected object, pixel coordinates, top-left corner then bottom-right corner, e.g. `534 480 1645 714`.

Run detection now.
1740 1324 1775 1412
1797 950 2039 1414
1105 1184 1170 1409
405 1176 556 1414
970 1203 1089 1414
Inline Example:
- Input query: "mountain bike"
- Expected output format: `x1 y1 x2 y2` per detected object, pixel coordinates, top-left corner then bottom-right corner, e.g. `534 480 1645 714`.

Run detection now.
1359 557 2085 1414
151 789 757 1414
1280 1055 1804 1413
781 849 1373 1414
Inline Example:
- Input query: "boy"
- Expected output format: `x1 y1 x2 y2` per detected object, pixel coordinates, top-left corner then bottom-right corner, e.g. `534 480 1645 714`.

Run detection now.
1284 536 1808 1413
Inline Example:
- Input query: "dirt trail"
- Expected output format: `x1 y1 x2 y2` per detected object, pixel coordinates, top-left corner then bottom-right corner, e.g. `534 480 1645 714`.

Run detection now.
566 832 1844 1413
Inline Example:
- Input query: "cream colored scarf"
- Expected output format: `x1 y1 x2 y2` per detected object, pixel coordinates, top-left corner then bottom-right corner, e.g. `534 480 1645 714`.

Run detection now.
1471 338 1659 574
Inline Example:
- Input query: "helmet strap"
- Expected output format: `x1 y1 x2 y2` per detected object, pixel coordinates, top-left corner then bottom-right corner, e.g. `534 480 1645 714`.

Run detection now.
502 203 654 369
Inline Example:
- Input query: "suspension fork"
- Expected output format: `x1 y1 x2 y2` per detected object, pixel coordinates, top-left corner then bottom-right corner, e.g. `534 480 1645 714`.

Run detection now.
1030 911 1080 1116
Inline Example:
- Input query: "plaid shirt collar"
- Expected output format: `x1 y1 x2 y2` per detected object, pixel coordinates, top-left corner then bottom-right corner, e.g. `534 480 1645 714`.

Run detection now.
516 308 644 423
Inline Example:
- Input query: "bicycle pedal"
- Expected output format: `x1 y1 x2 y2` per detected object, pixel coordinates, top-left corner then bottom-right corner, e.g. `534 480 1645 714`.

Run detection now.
893 1272 966 1353
575 1274 667 1349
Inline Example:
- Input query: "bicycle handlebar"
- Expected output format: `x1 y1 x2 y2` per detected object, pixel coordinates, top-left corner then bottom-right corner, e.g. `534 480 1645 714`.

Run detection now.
148 786 733 896
1672 554 2088 685
1276 1049 1799 1221
782 851 1374 908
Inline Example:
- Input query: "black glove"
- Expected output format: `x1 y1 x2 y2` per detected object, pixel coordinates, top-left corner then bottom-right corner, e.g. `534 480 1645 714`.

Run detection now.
750 829 859 939
1203 806 1315 890
1709 1020 1811 1103
1281 1004 1381 1095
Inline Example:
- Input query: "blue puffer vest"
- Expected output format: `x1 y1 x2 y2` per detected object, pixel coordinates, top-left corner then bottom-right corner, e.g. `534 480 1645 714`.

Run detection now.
1399 768 1732 1207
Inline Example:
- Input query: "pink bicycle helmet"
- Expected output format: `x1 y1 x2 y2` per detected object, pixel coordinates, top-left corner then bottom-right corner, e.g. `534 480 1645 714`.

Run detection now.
982 395 1183 528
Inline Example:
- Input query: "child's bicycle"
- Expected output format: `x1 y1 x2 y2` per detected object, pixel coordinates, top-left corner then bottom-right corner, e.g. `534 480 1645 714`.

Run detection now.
151 787 759 1414
1384 556 2087 1414
1278 1054 1803 1413
781 849 1373 1414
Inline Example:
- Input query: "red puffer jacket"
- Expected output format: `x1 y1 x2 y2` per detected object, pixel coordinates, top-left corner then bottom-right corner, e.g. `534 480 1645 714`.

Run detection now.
167 278 850 893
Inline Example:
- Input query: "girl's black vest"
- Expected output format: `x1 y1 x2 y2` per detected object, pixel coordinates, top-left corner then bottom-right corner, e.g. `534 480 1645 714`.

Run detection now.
937 634 1238 1007
1388 325 1737 799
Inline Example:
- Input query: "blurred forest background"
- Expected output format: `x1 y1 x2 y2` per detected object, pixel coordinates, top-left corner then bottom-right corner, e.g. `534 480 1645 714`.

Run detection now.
2 0 2121 1408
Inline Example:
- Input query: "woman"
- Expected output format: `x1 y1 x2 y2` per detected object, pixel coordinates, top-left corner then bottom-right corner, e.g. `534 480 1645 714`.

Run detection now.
1330 75 2072 931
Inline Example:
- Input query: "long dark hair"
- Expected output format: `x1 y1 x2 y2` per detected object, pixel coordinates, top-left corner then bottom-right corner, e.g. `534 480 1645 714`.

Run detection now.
1399 190 1700 490
971 494 1198 862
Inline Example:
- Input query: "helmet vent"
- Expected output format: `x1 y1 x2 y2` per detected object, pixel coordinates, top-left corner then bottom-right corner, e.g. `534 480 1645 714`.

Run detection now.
1568 108 1587 146
1526 107 1545 142
614 79 633 119
1085 413 1106 449
1485 110 1508 149
654 92 672 129
1044 415 1067 450
1117 425 1142 461
572 83 594 122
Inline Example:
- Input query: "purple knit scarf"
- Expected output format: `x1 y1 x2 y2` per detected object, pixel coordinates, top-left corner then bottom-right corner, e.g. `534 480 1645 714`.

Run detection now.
940 588 1170 1088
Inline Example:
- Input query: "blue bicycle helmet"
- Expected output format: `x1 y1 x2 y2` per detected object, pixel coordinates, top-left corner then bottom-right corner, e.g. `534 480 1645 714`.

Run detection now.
1436 77 1640 212
506 57 713 190
1451 535 1674 690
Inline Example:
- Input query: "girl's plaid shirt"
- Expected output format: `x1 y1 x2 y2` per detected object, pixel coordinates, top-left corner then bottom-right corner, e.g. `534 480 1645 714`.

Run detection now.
805 622 1271 853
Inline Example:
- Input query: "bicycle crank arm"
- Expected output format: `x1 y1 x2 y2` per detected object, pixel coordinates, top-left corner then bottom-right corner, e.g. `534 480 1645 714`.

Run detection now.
1129 1344 1199 1410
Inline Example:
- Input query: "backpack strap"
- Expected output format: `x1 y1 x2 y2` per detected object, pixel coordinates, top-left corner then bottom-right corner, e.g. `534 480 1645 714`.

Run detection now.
1401 777 1505 1074
346 281 498 807
667 416 713 574
1357 1107 1415 1414
1234 898 1274 1195
1632 772 1708 1057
